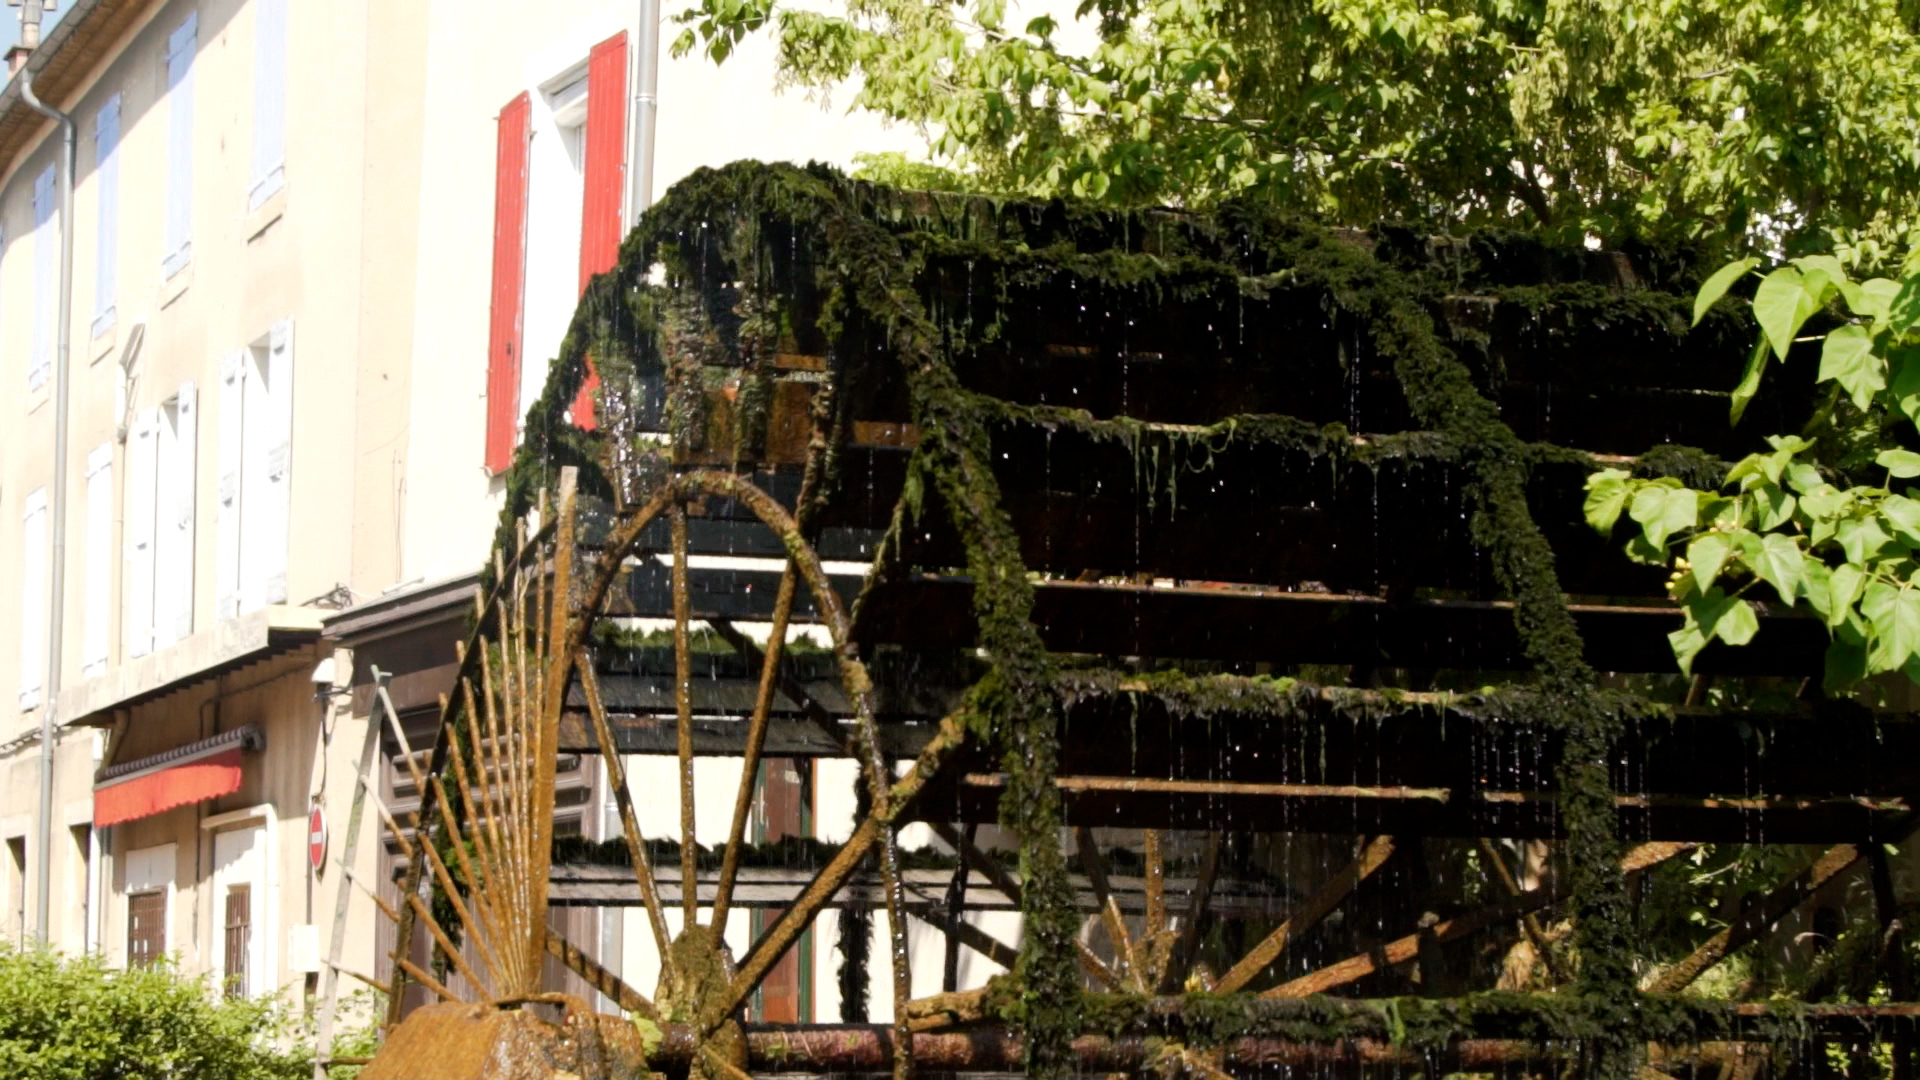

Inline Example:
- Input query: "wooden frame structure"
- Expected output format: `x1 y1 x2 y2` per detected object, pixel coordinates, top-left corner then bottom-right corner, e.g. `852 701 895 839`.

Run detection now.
363 162 1920 1080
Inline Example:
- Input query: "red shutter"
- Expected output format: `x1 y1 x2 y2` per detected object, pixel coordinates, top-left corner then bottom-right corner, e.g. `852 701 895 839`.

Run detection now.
571 31 629 431
484 93 532 476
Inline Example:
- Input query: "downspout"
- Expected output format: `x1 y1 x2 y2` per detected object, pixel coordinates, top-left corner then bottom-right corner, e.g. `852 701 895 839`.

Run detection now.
627 0 660 226
21 0 77 945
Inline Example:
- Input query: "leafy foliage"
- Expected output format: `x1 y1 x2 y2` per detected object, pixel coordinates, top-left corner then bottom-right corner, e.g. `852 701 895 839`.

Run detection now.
1586 255 1920 688
672 0 1920 258
0 945 307 1080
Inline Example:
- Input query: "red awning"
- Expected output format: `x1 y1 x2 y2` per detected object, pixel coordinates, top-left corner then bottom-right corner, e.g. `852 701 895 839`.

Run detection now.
94 725 261 827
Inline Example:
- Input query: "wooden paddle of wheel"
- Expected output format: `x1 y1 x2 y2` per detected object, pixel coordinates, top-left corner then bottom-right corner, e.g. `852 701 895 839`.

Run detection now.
367 465 966 1080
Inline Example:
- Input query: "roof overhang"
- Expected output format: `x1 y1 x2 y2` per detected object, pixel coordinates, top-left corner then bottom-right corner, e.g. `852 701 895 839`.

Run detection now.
57 606 326 725
0 0 158 183
322 571 481 649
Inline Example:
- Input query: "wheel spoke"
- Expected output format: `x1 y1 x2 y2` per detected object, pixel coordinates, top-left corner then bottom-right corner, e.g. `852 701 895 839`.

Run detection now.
670 502 700 925
712 562 801 928
1075 826 1145 991
575 651 678 985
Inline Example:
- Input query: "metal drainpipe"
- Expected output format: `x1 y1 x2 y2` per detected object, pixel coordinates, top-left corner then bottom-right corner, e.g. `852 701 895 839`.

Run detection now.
627 0 660 226
21 0 77 945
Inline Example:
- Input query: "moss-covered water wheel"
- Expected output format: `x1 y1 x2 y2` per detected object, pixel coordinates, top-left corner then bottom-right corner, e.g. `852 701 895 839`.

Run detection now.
367 161 1920 1079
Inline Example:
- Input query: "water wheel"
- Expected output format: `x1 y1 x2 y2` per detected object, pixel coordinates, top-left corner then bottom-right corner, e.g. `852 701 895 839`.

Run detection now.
361 451 969 1080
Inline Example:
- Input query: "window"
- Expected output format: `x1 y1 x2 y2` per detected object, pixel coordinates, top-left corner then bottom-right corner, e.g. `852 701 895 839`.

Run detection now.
123 844 173 969
250 0 285 208
70 825 92 952
19 488 46 710
92 96 120 337
30 163 55 391
82 444 112 677
222 885 250 997
216 322 292 620
6 837 24 941
163 12 196 280
122 386 193 657
153 387 197 646
211 827 263 996
124 385 195 656
126 890 164 968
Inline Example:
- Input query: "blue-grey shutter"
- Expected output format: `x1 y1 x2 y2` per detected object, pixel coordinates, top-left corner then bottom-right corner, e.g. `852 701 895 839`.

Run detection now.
250 0 286 208
163 12 196 280
19 488 46 710
92 96 120 338
31 164 54 391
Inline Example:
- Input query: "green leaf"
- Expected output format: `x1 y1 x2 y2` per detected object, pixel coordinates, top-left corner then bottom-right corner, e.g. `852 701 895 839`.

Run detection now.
1685 585 1758 648
1818 323 1883 410
1786 462 1825 494
1669 618 1708 676
1793 254 1847 306
1583 469 1631 533
1694 257 1759 325
1857 278 1903 324
1826 637 1868 693
1753 267 1816 361
1892 347 1920 424
1803 559 1834 622
1828 562 1866 627
1839 516 1897 564
1750 482 1796 531
1884 451 1920 479
1882 493 1920 545
1630 485 1699 550
1687 531 1732 591
1865 582 1920 672
1889 277 1920 340
1724 452 1768 487
1729 337 1769 425
1717 596 1760 645
1752 532 1805 602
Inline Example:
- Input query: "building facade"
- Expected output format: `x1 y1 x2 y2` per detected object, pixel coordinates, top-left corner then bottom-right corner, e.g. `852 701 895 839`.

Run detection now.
0 0 1011 1035
0 0 427 1003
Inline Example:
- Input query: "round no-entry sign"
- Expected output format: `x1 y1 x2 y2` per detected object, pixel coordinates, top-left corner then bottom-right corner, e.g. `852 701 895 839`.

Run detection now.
309 807 327 875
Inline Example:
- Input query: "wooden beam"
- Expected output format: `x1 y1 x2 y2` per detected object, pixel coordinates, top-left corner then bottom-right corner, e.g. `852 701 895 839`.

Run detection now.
1271 841 1692 998
1214 836 1394 994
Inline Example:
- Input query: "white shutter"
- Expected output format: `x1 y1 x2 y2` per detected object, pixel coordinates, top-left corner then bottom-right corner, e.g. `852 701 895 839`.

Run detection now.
123 409 158 658
260 320 293 605
163 12 196 280
154 383 196 647
216 351 245 622
82 444 112 677
249 0 286 208
92 96 120 338
19 488 47 710
30 165 54 391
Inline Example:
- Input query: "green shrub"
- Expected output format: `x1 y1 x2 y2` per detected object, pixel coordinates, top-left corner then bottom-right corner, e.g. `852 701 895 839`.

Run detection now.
0 945 307 1080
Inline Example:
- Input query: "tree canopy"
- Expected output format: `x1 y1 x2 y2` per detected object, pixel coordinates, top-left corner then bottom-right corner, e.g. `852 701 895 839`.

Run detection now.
675 0 1920 260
